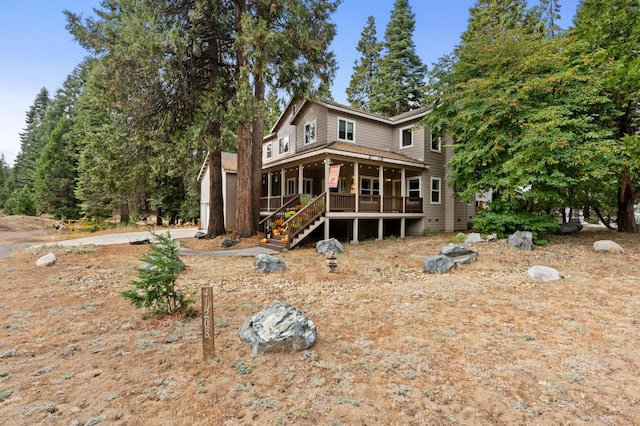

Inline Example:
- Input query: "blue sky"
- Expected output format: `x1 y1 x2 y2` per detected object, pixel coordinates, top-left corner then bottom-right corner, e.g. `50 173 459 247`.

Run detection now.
0 0 580 166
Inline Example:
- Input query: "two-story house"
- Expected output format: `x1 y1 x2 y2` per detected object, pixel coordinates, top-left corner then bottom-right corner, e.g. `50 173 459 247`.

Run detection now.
258 98 475 249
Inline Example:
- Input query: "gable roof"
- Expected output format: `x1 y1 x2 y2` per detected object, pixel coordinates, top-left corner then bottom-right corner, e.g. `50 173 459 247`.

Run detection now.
197 151 238 182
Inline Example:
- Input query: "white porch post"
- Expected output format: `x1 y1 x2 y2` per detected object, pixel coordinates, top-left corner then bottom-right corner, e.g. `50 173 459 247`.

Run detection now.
379 164 384 213
298 164 304 195
267 173 272 210
280 168 285 204
400 218 406 238
354 161 359 212
377 218 383 240
324 218 330 239
352 218 359 243
401 168 406 213
325 158 330 212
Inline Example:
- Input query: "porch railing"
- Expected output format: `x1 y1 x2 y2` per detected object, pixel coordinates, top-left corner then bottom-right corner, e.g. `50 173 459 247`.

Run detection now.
284 192 326 248
259 194 300 231
264 193 423 214
405 197 423 213
359 195 380 212
260 194 297 212
329 193 355 211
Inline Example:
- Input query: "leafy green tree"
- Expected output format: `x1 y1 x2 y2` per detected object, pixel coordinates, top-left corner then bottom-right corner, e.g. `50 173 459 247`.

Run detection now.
263 88 283 134
461 0 543 44
425 14 617 235
0 154 9 209
571 0 640 233
370 0 426 116
346 16 381 111
540 0 562 37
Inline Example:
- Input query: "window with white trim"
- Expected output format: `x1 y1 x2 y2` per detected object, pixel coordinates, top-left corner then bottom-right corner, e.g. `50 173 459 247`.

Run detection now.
431 132 441 152
303 178 313 195
400 127 413 148
279 135 289 155
360 177 380 195
265 142 272 159
337 118 355 142
304 120 317 144
407 177 421 198
286 178 296 195
430 177 441 204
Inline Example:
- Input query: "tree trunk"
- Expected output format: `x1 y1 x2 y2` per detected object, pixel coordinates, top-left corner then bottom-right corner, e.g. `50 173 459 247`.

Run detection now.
236 125 254 237
251 77 265 232
206 148 226 238
616 173 638 233
120 202 130 224
156 207 162 226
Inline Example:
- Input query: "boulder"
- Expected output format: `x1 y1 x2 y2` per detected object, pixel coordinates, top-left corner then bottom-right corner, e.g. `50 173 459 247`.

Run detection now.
485 234 498 242
464 233 484 243
129 236 150 245
528 265 561 282
593 240 625 254
238 302 316 355
254 254 285 273
507 231 534 251
36 252 57 267
556 222 582 235
221 239 240 248
316 238 345 255
439 243 479 264
423 255 457 274
194 231 206 240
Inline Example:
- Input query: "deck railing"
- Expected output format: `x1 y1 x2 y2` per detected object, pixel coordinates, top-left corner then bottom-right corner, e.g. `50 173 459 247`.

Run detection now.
259 194 300 231
263 193 423 214
283 192 326 247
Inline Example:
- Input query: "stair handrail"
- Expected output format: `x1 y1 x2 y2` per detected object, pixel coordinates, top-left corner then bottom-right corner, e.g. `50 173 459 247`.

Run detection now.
259 195 301 231
282 192 326 248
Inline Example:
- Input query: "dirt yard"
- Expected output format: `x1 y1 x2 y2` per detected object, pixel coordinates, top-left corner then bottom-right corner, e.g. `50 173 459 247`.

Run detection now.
0 219 639 425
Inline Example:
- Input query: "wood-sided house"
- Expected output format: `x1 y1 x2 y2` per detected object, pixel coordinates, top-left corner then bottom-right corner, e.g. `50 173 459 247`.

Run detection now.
197 151 238 231
258 99 475 249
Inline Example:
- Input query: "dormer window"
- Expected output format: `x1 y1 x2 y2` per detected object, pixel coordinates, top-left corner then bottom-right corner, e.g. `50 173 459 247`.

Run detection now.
304 120 317 144
431 131 441 152
338 118 355 142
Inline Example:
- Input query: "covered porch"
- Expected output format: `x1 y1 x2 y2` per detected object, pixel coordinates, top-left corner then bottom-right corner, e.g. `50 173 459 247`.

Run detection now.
260 149 427 243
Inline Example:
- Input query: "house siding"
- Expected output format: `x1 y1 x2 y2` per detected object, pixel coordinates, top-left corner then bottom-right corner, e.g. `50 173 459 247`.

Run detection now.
224 173 237 230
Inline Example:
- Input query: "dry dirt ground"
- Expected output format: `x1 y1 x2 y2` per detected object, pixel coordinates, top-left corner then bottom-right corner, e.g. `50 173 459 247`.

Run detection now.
0 215 639 425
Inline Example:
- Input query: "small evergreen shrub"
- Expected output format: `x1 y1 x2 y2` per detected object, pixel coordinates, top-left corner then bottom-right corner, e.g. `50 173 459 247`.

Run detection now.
122 232 194 317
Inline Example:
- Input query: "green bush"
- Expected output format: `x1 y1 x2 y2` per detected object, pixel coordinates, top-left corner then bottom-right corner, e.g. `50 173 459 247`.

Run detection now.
122 232 194 318
474 204 558 245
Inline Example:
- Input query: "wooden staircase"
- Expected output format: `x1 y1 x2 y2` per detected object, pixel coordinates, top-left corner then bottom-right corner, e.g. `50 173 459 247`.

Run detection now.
259 192 326 251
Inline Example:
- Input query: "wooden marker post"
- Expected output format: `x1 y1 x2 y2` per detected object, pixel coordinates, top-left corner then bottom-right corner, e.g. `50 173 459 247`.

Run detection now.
201 286 214 360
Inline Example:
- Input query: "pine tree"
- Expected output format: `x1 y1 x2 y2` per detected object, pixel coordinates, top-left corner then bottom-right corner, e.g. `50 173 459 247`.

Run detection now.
346 16 381 111
370 0 426 116
540 0 562 38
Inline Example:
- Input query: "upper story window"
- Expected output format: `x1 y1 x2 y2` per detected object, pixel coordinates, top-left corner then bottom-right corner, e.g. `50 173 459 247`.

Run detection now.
431 132 441 152
400 126 413 148
304 120 317 145
265 142 272 159
337 118 355 142
279 135 289 155
430 177 441 204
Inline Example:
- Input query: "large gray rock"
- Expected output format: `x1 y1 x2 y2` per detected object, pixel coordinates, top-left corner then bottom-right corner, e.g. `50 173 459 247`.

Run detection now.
464 233 484 243
316 238 344 255
593 240 625 254
556 222 582 235
36 252 57 267
439 243 479 264
528 265 561 282
238 302 316 356
254 254 285 273
485 234 498 242
508 231 534 251
423 255 457 274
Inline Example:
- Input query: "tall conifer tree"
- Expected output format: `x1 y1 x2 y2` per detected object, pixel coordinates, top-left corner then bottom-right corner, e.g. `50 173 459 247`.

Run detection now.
370 0 426 116
346 16 381 111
